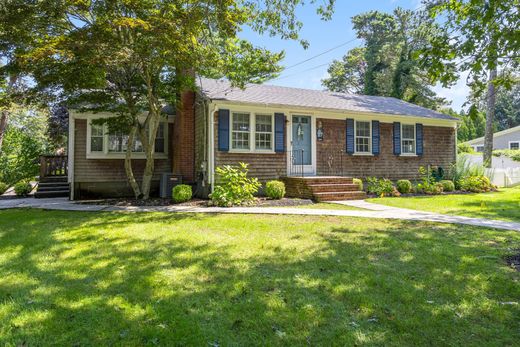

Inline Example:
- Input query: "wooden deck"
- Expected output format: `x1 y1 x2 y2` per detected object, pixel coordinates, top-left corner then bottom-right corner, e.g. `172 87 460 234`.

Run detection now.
280 176 366 201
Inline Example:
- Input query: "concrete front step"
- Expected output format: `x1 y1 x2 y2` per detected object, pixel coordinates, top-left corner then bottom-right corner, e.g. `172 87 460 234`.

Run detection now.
34 190 70 199
308 183 360 193
314 191 367 201
294 177 354 185
37 185 70 192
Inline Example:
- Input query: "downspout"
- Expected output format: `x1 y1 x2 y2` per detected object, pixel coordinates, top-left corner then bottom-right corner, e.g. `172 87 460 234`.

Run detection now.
209 103 219 192
68 114 75 200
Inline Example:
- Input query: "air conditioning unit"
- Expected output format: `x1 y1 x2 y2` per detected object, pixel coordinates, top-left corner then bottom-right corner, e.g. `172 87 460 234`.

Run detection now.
160 174 183 198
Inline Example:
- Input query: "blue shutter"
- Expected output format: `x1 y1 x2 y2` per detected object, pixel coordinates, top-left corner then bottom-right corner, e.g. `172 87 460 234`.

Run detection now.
346 118 355 154
274 113 286 153
416 123 424 156
218 109 230 151
372 120 380 155
393 122 401 155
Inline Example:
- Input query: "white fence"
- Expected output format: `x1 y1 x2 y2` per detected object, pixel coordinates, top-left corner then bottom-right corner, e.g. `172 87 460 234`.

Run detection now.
464 154 520 187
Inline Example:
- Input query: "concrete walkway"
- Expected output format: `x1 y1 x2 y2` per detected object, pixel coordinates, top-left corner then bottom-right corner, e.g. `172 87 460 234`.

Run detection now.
1 197 520 232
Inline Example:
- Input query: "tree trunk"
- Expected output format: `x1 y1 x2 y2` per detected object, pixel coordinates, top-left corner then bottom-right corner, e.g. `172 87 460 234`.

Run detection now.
141 112 161 200
483 67 497 168
125 125 142 198
0 110 7 153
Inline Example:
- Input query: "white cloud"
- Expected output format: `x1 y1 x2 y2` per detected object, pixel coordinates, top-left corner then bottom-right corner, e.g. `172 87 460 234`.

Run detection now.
433 70 471 112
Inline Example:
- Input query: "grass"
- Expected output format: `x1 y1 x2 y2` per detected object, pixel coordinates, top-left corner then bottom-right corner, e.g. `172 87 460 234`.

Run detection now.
0 209 519 346
368 186 520 222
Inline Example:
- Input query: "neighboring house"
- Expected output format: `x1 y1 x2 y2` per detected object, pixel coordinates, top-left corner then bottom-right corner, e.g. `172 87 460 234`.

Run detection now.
68 78 458 199
465 125 520 152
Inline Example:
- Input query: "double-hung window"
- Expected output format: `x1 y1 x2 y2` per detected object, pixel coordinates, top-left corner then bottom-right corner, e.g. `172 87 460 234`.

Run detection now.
231 112 251 150
230 112 274 152
88 120 167 158
355 120 371 153
509 141 519 150
401 124 416 154
255 114 273 150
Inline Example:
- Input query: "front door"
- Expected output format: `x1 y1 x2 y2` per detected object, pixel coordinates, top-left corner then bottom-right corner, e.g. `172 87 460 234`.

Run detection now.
291 115 314 175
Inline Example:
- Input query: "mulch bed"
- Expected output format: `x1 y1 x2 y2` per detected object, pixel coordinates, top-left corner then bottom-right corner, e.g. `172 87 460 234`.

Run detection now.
506 251 520 272
77 197 314 208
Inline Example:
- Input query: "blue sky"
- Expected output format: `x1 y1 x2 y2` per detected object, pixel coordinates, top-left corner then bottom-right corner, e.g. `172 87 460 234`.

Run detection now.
240 0 469 112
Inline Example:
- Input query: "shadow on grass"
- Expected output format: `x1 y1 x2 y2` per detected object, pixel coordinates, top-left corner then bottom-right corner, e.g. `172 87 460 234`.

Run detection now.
0 210 519 346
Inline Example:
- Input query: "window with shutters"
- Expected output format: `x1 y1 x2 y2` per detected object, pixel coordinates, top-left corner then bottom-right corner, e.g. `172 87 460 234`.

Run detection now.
230 112 274 152
355 120 371 153
401 124 416 154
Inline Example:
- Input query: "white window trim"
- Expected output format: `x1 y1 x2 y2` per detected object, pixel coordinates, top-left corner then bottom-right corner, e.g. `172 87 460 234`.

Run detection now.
400 123 416 156
354 120 372 155
229 111 275 153
509 141 520 150
86 121 169 159
473 145 484 152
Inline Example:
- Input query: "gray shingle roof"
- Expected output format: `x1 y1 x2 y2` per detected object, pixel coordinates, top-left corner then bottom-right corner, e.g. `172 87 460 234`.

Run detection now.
198 78 458 121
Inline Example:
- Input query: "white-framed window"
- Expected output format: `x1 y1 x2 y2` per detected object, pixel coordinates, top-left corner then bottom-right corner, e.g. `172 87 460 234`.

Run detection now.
355 120 371 153
230 112 274 152
509 141 519 150
401 124 416 154
87 120 168 159
255 114 273 150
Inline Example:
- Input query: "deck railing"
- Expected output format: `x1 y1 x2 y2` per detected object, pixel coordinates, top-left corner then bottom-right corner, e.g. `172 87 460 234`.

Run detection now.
40 155 68 178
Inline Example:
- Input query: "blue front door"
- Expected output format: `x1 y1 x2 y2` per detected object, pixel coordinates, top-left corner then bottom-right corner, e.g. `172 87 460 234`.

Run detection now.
292 115 312 165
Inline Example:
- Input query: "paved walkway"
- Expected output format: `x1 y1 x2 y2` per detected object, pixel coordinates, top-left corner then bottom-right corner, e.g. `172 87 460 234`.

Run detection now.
1 197 519 232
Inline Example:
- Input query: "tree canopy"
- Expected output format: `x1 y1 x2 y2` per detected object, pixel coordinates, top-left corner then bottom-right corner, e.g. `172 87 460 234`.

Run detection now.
322 8 446 109
0 0 335 198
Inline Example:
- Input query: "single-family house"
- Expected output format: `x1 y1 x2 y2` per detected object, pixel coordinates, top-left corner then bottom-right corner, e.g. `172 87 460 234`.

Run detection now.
465 125 520 152
66 78 458 200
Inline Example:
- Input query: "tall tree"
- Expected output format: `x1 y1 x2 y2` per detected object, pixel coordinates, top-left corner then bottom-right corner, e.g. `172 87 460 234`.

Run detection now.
1 0 336 199
421 0 520 167
493 81 520 131
323 8 445 109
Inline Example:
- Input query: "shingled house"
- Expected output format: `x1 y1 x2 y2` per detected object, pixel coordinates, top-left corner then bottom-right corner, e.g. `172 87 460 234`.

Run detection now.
67 78 458 200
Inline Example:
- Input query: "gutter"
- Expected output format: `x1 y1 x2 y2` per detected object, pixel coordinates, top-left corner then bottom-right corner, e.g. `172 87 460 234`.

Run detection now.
208 102 219 193
68 114 75 200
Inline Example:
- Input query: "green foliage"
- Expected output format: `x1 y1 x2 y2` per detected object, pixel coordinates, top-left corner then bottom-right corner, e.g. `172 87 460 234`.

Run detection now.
456 105 486 142
440 180 455 192
265 180 285 200
417 182 443 195
448 156 486 189
494 82 520 131
366 177 394 197
457 142 475 154
459 176 494 193
493 149 520 162
396 179 412 194
323 8 445 109
210 163 261 207
353 178 363 191
14 180 32 196
172 184 192 203
0 182 8 195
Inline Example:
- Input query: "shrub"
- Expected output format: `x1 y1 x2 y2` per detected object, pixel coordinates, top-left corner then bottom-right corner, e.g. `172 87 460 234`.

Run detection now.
0 182 8 195
265 180 285 199
448 155 486 189
172 184 192 203
353 178 363 191
14 181 32 197
459 175 493 193
493 149 520 162
366 177 394 197
396 179 412 194
210 163 261 207
457 142 475 154
440 180 455 192
418 182 443 195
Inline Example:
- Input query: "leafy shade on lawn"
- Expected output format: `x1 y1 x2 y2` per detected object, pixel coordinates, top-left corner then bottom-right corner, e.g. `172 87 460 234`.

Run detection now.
0 210 519 346
368 186 520 222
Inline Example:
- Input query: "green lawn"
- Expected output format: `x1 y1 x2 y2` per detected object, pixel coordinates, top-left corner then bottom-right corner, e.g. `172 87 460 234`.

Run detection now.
368 186 520 222
0 210 519 346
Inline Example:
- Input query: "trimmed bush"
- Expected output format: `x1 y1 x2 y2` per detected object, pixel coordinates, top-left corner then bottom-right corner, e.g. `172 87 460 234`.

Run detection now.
459 175 493 193
353 178 363 191
366 177 394 197
14 181 32 197
419 182 443 195
265 180 285 199
210 163 261 207
172 184 192 203
396 179 412 194
0 182 8 195
440 180 455 192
